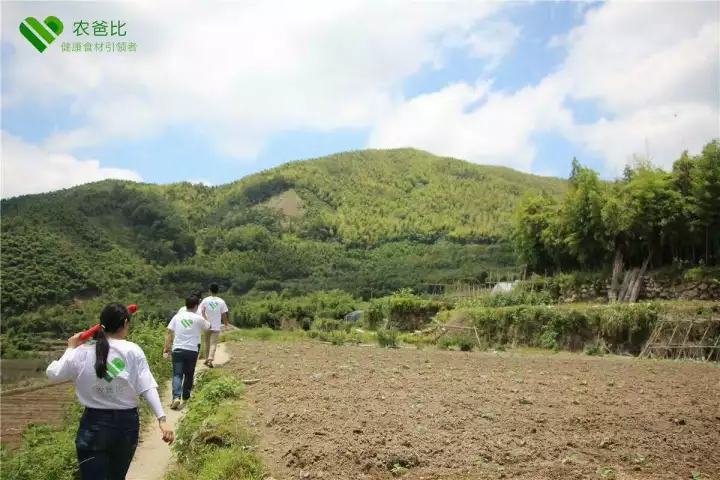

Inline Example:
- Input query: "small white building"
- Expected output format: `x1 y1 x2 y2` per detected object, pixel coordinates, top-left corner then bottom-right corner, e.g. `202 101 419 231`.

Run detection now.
491 281 519 295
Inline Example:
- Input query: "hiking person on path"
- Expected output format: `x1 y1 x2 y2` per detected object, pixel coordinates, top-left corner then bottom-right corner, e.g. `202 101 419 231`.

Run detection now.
46 303 174 479
177 291 203 314
163 295 210 410
200 283 229 368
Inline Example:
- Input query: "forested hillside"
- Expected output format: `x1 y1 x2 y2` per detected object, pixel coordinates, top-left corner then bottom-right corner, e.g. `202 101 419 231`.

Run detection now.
1 148 567 318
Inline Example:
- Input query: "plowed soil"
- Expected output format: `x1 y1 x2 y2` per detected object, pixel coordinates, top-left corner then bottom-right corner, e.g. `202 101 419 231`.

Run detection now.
1 382 75 448
226 341 720 480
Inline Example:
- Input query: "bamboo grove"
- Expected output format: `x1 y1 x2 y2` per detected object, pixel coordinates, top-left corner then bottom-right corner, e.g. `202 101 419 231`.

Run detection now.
513 139 720 274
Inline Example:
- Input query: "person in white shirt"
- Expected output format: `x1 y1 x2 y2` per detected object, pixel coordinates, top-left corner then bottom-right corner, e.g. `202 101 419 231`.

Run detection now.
177 290 202 314
200 283 229 368
46 303 174 479
163 295 210 409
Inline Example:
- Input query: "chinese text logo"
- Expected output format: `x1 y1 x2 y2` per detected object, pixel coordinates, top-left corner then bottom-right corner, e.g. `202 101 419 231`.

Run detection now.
19 17 138 54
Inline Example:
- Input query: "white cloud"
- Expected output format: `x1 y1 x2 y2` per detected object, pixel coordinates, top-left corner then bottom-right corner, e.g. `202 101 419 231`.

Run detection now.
369 0 720 175
188 179 213 187
559 0 720 174
0 131 142 199
368 77 573 172
2 0 508 158
4 0 717 182
443 20 521 71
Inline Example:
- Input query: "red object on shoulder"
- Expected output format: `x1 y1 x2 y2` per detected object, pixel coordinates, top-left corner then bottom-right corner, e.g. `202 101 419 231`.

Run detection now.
79 324 101 341
79 304 138 340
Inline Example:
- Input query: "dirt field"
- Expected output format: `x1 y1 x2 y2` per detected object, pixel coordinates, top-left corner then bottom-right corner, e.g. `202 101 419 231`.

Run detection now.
226 341 720 480
1 381 75 448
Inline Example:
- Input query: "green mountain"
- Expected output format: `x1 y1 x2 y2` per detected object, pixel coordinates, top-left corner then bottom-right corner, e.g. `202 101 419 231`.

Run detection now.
0 148 568 317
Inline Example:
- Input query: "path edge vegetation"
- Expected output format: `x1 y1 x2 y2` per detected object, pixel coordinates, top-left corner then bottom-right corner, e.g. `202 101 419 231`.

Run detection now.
165 367 265 480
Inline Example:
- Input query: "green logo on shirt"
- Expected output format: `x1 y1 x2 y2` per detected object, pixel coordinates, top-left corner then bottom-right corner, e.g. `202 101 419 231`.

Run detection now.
181 318 193 328
103 358 126 383
207 301 219 310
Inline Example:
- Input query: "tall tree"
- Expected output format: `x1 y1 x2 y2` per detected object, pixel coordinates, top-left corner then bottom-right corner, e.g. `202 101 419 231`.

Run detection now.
512 192 557 272
561 163 609 268
692 140 720 265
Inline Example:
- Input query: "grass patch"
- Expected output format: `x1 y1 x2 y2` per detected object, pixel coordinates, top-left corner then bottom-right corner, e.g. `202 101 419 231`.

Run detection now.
437 333 475 351
398 332 435 348
222 327 378 348
220 328 308 343
583 338 609 356
377 329 399 348
165 368 264 480
455 289 555 308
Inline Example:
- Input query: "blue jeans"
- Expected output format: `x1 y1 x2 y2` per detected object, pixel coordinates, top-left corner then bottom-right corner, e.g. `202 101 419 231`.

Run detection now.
75 407 139 479
172 348 199 400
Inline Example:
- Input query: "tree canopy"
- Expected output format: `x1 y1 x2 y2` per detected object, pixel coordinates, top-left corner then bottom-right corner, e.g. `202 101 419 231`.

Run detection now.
513 140 720 273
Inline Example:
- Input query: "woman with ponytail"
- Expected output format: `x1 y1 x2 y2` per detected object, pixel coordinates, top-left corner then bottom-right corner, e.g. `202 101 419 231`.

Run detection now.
46 302 174 479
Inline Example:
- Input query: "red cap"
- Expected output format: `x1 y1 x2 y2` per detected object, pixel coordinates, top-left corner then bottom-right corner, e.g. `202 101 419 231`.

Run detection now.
128 304 138 314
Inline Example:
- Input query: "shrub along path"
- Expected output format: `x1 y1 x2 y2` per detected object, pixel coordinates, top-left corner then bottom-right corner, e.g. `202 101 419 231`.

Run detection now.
126 343 230 480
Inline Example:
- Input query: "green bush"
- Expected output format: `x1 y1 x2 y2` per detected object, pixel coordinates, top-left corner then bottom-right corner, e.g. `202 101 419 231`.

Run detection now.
457 336 474 351
254 279 283 292
313 318 352 333
345 330 364 345
329 331 346 346
365 298 386 330
584 339 608 356
385 289 449 332
437 333 474 351
254 327 275 341
376 329 399 348
438 336 454 350
456 289 555 308
538 325 559 350
232 290 359 329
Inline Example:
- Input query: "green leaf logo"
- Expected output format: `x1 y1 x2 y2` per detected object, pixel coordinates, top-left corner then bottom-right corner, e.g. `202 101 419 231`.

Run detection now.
103 358 126 383
19 16 63 53
181 318 193 328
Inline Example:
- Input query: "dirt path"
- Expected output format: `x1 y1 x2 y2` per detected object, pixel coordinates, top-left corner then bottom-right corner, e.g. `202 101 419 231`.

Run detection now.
126 343 229 480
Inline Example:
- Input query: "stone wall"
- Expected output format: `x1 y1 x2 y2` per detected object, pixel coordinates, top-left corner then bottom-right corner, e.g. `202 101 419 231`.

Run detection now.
558 277 720 303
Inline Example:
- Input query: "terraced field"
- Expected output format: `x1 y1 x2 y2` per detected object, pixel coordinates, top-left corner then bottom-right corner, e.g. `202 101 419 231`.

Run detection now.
1 382 75 448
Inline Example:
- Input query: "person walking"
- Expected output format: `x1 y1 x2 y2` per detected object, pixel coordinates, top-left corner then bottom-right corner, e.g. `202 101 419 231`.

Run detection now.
200 283 229 368
46 303 174 479
163 295 210 409
177 290 203 314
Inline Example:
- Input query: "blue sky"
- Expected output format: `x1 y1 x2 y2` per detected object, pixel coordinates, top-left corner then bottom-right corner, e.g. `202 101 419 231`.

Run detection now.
1 1 717 197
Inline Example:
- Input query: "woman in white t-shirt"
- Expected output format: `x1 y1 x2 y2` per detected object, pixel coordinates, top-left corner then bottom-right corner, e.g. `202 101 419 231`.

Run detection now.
46 303 174 479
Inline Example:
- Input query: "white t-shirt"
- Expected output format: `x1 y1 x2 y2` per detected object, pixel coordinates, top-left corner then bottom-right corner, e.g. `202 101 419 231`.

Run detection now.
168 311 210 352
46 339 159 410
200 296 229 331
